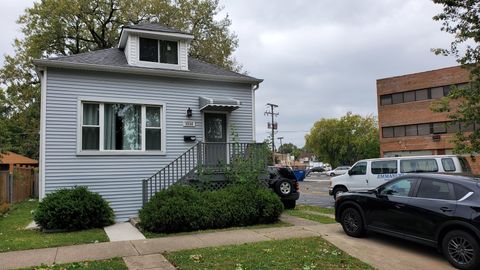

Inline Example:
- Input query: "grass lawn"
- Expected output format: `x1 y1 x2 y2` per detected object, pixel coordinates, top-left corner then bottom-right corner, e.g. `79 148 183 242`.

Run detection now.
0 200 109 252
284 205 336 224
143 220 292 238
16 258 127 270
165 236 373 270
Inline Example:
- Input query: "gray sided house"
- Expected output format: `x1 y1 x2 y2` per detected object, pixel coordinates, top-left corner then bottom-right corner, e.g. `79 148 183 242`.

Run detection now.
33 24 263 221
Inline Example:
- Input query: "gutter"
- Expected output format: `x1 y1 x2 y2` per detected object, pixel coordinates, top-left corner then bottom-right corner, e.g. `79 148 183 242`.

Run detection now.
32 59 264 85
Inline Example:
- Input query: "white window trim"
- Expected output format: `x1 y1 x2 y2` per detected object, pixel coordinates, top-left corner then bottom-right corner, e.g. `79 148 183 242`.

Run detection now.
77 97 166 156
137 37 181 70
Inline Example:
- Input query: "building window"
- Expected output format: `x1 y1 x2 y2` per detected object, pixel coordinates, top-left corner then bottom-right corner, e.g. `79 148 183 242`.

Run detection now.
394 126 405 137
139 38 159 62
405 125 417 136
82 103 100 150
417 123 431 135
461 122 475 132
392 93 404 104
380 95 392 105
432 122 447 134
139 38 178 65
80 102 164 153
443 86 452 96
431 87 444 99
403 91 416 102
447 122 460 133
415 89 429 101
382 127 394 138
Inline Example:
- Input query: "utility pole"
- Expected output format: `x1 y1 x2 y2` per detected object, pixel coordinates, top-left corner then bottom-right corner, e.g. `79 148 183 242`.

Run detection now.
265 103 278 165
277 137 284 149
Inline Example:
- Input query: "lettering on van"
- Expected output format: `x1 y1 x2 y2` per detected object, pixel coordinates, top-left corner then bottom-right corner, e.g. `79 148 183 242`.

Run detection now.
376 173 405 180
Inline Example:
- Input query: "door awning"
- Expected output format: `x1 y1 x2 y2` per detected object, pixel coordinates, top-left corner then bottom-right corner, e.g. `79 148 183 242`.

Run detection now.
199 96 241 112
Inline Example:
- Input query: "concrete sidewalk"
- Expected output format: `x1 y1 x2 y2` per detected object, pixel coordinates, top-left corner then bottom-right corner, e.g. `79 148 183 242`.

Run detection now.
0 215 454 270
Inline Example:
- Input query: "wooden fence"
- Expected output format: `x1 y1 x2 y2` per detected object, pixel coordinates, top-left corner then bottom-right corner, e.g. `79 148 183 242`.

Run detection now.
0 167 38 205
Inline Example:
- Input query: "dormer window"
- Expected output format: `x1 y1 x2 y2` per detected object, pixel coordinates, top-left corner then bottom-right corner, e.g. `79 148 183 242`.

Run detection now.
139 37 178 65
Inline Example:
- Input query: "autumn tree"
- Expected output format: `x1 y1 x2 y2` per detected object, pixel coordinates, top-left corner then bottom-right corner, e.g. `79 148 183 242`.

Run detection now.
431 0 480 155
305 113 380 167
0 0 240 159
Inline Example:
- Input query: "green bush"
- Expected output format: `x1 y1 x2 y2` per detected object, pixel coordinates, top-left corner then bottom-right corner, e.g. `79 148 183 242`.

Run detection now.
139 184 283 233
34 186 114 230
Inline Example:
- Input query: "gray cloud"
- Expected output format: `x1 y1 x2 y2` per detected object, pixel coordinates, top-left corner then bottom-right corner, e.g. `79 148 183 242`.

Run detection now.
0 1 458 147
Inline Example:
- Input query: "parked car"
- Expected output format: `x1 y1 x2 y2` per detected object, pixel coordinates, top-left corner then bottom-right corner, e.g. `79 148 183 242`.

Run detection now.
335 173 480 270
267 166 300 209
306 166 325 176
329 155 472 199
327 166 350 176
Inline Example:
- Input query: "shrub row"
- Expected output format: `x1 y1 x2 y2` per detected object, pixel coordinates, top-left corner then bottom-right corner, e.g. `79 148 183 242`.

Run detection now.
139 184 284 233
34 186 114 230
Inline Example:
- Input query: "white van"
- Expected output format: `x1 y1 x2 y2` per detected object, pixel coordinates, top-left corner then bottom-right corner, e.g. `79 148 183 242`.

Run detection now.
328 155 472 198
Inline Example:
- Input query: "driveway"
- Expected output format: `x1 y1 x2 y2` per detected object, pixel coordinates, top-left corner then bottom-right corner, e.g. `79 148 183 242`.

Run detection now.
298 173 335 208
305 223 454 270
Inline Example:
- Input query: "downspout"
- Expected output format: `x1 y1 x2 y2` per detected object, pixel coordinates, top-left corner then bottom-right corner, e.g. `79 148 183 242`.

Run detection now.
252 83 260 142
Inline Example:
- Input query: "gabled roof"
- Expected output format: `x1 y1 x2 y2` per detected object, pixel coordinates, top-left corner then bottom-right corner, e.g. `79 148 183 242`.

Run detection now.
122 23 192 35
0 152 38 165
33 48 262 84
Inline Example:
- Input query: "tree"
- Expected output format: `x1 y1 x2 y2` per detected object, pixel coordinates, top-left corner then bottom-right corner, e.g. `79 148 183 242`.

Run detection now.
305 112 380 168
431 0 480 155
0 0 240 159
278 142 302 160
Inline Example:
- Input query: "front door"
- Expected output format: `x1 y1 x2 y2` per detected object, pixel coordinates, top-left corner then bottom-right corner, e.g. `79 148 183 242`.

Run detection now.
204 113 227 166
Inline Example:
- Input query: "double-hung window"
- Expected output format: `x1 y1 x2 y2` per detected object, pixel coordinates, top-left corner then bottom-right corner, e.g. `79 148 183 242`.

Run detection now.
139 37 178 65
79 101 165 154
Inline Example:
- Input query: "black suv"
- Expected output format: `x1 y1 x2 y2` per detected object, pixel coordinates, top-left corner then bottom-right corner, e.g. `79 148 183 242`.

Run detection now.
267 166 300 209
335 173 480 270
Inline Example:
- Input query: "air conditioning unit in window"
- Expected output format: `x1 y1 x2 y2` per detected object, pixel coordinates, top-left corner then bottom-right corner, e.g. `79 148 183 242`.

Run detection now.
432 134 441 141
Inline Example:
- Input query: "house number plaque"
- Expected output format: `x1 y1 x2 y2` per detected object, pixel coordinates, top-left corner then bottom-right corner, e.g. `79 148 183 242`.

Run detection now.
183 120 196 127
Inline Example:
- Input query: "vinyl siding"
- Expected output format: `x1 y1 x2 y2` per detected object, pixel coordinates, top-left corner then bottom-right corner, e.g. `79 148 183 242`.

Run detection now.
44 68 254 221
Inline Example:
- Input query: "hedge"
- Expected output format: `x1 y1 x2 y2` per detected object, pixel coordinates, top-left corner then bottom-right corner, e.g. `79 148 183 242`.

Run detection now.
139 184 283 233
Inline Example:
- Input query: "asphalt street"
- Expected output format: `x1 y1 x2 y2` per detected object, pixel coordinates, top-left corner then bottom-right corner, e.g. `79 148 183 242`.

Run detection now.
297 173 335 208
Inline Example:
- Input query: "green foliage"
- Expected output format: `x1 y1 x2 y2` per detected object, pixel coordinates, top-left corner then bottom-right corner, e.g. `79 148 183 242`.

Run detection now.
305 112 380 167
277 143 302 160
20 258 128 270
0 0 240 159
139 184 283 233
34 186 114 230
224 143 270 184
431 1 480 155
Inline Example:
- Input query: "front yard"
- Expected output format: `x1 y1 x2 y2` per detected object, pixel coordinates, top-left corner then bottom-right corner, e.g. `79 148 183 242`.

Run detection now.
284 205 336 224
16 258 127 270
165 236 373 270
0 201 109 252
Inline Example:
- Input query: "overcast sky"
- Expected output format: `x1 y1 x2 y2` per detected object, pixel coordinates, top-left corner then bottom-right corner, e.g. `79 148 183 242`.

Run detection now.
0 0 458 147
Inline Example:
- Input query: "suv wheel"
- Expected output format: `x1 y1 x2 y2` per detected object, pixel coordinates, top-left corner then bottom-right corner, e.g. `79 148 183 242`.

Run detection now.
442 230 480 270
275 179 292 196
333 187 347 199
340 207 365 237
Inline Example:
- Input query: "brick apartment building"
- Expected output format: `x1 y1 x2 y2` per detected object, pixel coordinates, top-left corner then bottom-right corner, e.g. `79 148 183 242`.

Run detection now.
376 65 480 174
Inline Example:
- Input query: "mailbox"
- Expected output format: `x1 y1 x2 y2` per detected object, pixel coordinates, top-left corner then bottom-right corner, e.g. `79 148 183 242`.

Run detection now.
184 135 197 142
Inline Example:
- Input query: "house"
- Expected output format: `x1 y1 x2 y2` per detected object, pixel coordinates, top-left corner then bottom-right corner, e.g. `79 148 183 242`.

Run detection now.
377 65 480 174
0 152 38 173
33 23 263 221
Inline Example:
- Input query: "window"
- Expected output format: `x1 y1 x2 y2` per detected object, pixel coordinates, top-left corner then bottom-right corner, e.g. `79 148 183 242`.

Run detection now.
139 38 178 65
461 122 475 132
80 101 164 153
447 122 460 133
432 122 447 134
417 123 431 135
431 87 444 99
380 178 417 197
459 157 472 173
416 179 454 200
82 103 100 150
382 127 394 138
146 107 162 150
392 93 403 104
160 41 178 64
400 159 438 173
371 160 397 174
405 125 418 136
139 38 159 62
443 85 452 96
380 95 392 105
350 162 367 175
453 184 472 200
394 126 405 137
404 91 416 102
104 104 141 150
441 158 456 172
415 89 429 101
